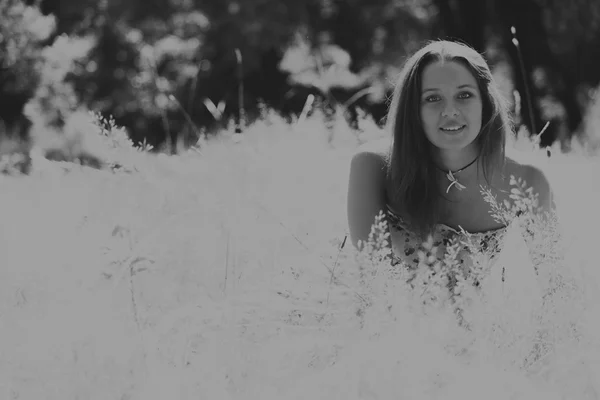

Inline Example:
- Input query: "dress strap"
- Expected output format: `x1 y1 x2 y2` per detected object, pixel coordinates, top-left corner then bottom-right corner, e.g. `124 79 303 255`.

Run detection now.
385 204 411 231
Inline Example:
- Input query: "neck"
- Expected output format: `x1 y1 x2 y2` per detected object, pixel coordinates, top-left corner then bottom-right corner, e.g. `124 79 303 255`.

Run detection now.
432 147 483 194
433 147 480 173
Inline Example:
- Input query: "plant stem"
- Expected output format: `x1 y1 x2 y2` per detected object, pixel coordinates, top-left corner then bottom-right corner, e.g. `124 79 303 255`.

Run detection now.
235 49 245 133
511 27 537 135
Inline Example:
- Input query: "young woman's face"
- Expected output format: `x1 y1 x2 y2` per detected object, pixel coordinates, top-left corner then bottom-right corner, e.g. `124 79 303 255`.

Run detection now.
419 60 483 153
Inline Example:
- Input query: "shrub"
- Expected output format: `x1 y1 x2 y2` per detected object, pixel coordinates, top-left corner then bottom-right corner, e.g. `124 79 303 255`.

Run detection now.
352 172 582 378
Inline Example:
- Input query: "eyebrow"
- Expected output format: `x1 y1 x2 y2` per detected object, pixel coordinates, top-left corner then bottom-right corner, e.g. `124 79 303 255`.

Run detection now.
422 84 477 93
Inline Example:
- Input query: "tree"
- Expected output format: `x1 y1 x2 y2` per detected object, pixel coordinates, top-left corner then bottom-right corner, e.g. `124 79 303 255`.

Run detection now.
0 0 56 137
431 0 487 53
432 0 600 147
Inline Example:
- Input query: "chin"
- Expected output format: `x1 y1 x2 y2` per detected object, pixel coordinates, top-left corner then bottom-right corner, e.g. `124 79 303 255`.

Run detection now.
435 138 476 149
435 132 478 148
433 139 479 153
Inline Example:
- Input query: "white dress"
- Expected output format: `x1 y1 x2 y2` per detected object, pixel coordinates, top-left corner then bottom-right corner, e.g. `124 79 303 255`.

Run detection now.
386 204 508 288
386 204 547 369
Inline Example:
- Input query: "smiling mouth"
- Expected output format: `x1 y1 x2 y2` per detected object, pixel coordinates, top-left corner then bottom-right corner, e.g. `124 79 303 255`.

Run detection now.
440 125 466 132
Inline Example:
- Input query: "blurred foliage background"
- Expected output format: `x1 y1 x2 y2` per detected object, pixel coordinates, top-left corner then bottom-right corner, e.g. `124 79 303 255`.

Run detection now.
2 0 600 156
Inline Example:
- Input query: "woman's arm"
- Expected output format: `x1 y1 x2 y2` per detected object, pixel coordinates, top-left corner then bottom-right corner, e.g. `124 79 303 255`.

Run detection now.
346 147 390 251
520 163 563 272
526 164 556 215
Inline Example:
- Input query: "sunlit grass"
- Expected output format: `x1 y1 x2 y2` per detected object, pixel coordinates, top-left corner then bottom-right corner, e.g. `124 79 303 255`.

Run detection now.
1 108 599 399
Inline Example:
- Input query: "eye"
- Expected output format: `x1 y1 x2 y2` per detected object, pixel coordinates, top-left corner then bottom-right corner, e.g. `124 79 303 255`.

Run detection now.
424 95 441 103
458 91 474 99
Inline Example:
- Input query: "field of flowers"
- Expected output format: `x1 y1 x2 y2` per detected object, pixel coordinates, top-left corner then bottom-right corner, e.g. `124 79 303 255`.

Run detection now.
1 109 600 399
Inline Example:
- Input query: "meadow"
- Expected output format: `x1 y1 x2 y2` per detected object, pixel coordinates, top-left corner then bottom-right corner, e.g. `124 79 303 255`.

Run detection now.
1 108 600 399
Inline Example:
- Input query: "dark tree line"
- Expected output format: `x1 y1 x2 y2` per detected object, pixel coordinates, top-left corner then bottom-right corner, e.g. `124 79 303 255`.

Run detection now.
3 0 600 152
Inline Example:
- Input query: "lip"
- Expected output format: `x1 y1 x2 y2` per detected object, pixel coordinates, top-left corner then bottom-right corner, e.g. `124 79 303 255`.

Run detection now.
440 124 466 132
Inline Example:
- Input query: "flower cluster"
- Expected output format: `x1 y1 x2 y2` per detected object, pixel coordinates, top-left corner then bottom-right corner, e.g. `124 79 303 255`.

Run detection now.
355 174 565 324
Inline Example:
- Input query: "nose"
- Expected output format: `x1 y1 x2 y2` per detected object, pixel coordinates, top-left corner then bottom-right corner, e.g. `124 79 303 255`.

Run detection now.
441 102 459 118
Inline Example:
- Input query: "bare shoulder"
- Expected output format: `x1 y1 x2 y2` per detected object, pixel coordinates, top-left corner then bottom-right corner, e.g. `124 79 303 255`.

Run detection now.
504 153 555 213
355 137 392 158
347 138 391 249
350 138 391 173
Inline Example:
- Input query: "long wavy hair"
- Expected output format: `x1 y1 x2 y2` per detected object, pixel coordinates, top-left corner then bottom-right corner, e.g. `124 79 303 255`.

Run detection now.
385 40 512 239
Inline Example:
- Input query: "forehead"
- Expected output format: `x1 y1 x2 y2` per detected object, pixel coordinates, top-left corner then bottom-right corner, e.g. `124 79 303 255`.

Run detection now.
420 60 478 90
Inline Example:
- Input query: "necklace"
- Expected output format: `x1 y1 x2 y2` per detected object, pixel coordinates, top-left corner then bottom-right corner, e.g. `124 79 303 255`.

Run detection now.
436 156 479 193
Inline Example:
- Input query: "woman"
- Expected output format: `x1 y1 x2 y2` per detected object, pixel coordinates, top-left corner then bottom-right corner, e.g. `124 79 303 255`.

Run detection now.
347 40 555 276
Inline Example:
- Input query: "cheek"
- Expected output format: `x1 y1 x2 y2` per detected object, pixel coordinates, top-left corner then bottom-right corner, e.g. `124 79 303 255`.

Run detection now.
467 100 483 122
420 106 438 128
420 110 440 142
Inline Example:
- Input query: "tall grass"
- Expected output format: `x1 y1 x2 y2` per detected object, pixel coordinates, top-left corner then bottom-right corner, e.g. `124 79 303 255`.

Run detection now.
1 107 599 399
